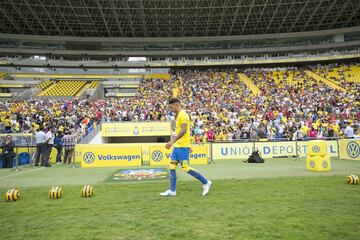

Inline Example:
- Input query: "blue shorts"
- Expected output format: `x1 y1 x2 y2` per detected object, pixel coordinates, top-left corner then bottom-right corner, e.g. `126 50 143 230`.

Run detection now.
171 147 190 163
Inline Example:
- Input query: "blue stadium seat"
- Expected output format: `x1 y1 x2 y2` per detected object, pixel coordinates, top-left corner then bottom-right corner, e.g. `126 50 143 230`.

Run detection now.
18 152 30 165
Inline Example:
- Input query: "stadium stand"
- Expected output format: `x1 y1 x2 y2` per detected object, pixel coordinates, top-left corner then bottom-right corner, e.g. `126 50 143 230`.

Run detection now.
238 73 262 96
268 69 305 85
311 63 360 95
145 73 171 80
38 81 87 97
245 66 359 139
36 80 53 90
0 72 7 80
304 70 346 92
87 81 99 89
0 66 358 142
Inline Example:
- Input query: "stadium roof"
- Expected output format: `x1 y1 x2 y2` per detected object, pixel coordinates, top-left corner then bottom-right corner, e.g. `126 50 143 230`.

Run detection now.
0 0 359 38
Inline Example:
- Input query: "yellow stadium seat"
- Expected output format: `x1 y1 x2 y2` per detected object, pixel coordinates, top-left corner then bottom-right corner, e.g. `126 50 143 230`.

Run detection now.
37 80 99 97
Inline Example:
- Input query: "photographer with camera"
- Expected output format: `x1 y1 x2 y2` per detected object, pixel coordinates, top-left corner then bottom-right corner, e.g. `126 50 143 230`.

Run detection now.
0 135 15 168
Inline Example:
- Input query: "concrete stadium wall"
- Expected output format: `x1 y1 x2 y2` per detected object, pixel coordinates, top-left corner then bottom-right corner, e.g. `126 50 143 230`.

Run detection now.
87 131 106 144
0 67 149 75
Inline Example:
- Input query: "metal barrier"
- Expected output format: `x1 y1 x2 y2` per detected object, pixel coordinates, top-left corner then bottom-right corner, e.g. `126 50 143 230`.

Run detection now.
0 143 76 171
79 122 102 144
0 129 96 170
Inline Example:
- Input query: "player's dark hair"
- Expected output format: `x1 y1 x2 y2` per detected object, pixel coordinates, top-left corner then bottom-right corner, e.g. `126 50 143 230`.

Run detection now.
169 98 181 104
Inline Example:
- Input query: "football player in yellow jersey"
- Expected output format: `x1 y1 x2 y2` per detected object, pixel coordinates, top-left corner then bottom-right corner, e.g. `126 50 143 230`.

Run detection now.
160 98 212 197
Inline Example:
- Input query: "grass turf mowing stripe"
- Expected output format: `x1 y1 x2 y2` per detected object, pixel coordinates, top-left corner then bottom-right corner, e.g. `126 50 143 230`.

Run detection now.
0 167 45 180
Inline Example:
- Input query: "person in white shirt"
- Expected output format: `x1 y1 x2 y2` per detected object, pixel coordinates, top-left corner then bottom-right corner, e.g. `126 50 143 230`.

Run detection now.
229 115 239 126
43 127 55 167
34 126 47 166
292 128 303 140
227 132 234 141
344 123 354 138
278 123 285 139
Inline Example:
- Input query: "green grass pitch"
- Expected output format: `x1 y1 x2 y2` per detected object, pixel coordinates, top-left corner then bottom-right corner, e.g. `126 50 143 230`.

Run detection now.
0 159 360 240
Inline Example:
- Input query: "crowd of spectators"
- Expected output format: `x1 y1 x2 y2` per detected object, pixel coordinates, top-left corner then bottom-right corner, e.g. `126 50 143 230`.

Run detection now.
242 66 359 141
175 66 359 142
0 99 99 137
0 99 99 166
0 64 359 150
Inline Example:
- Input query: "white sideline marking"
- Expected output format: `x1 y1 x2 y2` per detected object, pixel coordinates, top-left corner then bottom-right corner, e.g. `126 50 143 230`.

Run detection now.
0 167 45 180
